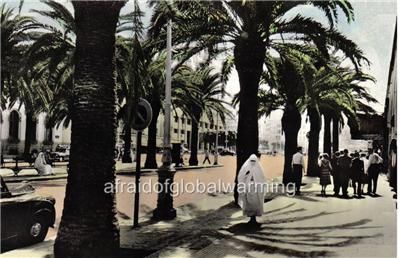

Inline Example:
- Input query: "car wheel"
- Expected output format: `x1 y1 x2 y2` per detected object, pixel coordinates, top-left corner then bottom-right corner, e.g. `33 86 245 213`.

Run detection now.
24 216 49 244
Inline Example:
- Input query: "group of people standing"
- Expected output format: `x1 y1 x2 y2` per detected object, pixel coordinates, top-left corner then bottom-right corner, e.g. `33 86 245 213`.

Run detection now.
291 147 384 198
320 149 383 198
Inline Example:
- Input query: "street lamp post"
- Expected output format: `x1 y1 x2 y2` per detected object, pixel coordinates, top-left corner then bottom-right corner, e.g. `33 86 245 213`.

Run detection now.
153 19 176 220
214 113 219 165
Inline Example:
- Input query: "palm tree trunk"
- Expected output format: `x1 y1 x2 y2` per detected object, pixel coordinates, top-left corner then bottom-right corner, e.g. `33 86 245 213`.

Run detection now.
282 102 301 184
54 2 124 256
189 111 201 166
233 36 266 204
332 116 339 153
307 107 321 176
144 99 161 169
23 111 35 160
323 112 332 155
122 123 132 163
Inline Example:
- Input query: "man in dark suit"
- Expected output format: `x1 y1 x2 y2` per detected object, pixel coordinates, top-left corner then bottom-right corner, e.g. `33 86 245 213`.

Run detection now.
337 149 352 198
331 152 341 196
350 152 364 198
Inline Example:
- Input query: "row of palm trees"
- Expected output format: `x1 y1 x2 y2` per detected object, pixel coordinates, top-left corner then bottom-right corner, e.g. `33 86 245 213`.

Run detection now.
146 0 377 201
2 0 378 255
1 1 228 168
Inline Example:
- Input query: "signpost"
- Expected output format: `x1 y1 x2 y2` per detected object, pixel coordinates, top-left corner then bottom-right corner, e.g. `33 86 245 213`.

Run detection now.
132 98 152 228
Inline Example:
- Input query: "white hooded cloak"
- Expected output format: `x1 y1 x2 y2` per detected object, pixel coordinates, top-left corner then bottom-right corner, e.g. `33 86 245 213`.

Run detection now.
237 154 267 217
34 152 53 176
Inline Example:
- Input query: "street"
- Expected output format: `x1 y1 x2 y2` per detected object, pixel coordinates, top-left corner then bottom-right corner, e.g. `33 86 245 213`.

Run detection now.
20 154 286 240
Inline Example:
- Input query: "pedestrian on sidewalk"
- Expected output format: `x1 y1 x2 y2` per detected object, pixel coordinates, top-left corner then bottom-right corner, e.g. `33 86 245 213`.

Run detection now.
367 149 383 195
350 152 364 198
203 149 211 164
292 147 304 195
318 154 332 197
337 149 352 198
238 154 267 227
331 152 341 196
360 153 369 194
34 151 54 176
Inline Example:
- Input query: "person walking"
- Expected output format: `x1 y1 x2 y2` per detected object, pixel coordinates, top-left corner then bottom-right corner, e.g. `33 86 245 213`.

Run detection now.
292 147 304 195
318 154 332 197
337 149 352 198
367 149 383 195
237 154 267 227
331 152 341 196
350 152 364 198
203 149 211 164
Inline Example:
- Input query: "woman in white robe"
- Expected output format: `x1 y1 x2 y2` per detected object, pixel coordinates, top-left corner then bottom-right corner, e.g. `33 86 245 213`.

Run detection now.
237 154 267 225
34 152 53 176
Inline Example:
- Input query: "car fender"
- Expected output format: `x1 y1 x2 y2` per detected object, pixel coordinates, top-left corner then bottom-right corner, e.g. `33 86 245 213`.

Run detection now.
32 207 56 228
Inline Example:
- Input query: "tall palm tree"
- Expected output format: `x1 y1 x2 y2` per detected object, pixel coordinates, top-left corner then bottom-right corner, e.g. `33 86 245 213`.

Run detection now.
173 66 229 166
54 1 125 256
149 0 367 203
299 65 377 176
258 52 307 185
321 70 377 155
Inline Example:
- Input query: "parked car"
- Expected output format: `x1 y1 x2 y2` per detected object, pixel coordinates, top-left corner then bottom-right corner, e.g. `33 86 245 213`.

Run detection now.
51 145 70 162
219 149 236 156
1 177 55 251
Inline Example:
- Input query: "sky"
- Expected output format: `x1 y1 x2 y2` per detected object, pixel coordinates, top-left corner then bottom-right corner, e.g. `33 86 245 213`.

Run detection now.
5 0 397 115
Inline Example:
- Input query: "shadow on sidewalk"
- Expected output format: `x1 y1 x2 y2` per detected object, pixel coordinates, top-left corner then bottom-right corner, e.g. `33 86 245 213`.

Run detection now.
119 197 383 258
220 202 382 257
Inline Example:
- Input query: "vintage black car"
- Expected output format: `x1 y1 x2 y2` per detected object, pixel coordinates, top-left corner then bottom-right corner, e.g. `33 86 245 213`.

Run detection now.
1 177 55 252
219 149 236 156
50 144 70 162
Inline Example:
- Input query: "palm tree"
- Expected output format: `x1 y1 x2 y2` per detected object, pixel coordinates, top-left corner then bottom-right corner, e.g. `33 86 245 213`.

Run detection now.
1 4 46 157
1 3 40 107
149 0 367 203
258 52 307 185
115 1 148 163
27 0 75 129
299 64 377 176
54 1 125 256
321 69 377 155
173 66 229 166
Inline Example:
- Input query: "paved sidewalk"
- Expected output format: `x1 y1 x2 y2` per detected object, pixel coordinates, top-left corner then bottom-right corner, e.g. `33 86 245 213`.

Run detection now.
120 175 396 258
1 175 396 257
0 162 223 183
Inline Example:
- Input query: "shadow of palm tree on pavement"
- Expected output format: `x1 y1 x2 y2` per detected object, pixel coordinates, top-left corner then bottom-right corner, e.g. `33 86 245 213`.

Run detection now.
120 197 382 258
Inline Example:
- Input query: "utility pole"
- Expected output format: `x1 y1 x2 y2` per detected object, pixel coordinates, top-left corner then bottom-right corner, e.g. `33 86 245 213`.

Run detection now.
153 19 176 220
214 111 219 165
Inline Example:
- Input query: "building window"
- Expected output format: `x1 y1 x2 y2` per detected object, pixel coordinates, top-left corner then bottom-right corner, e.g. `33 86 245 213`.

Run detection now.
181 117 185 124
199 122 203 127
205 123 208 129
181 129 185 134
174 116 178 123
174 129 178 134
44 126 53 144
187 119 191 125
9 110 19 142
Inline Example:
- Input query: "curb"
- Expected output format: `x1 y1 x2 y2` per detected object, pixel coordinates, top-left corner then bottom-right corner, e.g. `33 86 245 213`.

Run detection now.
2 164 224 183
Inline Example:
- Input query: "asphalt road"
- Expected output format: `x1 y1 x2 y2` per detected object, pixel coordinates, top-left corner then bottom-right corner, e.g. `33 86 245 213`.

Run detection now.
12 154 285 240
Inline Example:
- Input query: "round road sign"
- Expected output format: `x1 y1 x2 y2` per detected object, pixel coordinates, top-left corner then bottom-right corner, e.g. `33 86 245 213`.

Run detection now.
132 98 153 131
